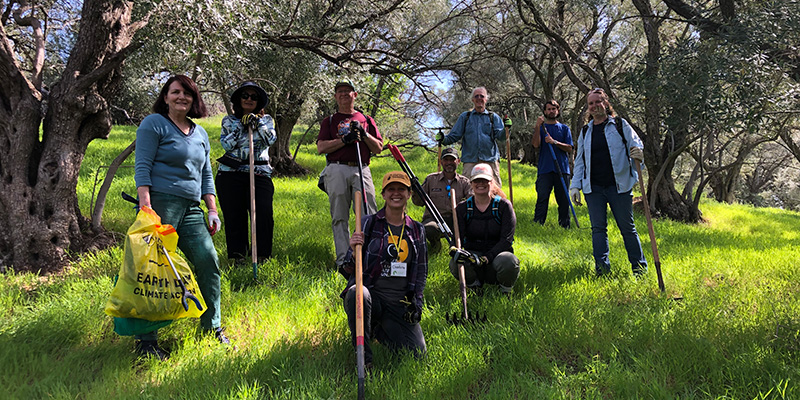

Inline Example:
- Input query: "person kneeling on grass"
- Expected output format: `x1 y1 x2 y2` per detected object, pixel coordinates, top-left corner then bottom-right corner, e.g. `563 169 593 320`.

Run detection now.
449 163 520 295
340 171 428 368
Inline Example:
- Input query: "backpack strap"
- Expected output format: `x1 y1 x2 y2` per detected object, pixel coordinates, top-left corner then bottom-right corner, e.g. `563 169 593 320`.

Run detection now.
491 195 501 225
465 196 475 224
614 116 633 176
580 125 589 180
464 110 496 135
464 195 501 225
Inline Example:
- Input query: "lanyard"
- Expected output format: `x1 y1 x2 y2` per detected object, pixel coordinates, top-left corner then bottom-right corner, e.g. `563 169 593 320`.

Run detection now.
387 220 406 261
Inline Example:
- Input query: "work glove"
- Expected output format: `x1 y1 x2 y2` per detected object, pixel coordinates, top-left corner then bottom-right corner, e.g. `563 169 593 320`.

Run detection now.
341 121 363 144
629 147 644 162
503 117 512 127
207 210 222 236
435 131 444 144
400 291 422 324
241 113 259 131
449 247 480 266
569 188 582 206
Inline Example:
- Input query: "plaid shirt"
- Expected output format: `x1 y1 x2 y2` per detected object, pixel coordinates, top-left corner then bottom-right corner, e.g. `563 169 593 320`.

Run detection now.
340 208 428 310
219 114 277 177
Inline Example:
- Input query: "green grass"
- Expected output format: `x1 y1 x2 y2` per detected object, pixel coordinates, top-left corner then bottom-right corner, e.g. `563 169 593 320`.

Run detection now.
2 116 800 399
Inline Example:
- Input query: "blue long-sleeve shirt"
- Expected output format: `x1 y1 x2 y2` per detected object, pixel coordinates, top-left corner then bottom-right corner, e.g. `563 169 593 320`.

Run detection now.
219 114 278 176
570 117 643 194
442 110 506 163
134 113 215 201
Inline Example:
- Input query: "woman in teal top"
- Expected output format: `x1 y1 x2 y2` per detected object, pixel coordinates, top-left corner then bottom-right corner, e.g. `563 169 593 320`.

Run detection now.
133 75 228 359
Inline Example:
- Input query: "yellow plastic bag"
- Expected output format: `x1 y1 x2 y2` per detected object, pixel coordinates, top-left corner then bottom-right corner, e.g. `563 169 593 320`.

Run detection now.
105 206 206 321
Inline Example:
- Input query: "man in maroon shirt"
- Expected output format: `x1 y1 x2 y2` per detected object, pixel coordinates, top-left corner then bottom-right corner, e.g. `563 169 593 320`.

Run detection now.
317 80 384 270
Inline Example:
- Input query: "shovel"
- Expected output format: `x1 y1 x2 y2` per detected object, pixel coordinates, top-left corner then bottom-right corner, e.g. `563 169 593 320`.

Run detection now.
445 188 486 325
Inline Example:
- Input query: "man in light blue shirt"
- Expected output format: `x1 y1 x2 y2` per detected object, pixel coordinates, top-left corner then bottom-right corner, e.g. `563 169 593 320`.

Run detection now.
438 87 508 186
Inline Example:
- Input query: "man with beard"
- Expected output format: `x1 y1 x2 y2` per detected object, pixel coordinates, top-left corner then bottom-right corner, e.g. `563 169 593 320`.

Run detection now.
531 99 573 228
411 148 472 253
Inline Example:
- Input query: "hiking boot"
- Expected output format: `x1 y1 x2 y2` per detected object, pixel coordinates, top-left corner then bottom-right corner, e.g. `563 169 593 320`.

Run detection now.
135 340 169 360
208 327 231 345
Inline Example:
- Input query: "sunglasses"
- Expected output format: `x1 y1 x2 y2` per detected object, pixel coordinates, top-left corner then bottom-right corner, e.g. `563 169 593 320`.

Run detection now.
473 94 486 99
240 93 259 100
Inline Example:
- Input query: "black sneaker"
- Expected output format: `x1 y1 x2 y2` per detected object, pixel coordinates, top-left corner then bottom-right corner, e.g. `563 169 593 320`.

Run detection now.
135 340 169 360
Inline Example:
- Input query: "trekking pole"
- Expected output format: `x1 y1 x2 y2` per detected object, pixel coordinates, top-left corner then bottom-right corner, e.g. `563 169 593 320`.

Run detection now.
504 114 513 204
388 144 454 246
634 161 665 293
248 124 258 280
437 143 442 172
451 189 469 321
354 191 366 399
349 121 369 214
541 125 580 228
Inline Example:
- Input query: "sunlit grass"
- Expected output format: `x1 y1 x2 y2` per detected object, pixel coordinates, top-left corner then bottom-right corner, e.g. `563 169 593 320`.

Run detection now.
1 116 799 398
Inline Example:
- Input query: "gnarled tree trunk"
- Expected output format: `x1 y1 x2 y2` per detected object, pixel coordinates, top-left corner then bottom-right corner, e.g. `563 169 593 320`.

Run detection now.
0 0 144 272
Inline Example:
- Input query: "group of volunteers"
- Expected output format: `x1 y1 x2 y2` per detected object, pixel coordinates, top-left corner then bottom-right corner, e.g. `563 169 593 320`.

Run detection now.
129 75 649 366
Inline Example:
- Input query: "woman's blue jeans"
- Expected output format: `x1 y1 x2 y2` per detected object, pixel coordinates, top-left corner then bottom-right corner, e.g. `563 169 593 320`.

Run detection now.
584 185 647 276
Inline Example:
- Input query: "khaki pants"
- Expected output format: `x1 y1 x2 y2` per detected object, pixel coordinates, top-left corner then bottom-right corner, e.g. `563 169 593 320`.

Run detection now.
322 163 378 266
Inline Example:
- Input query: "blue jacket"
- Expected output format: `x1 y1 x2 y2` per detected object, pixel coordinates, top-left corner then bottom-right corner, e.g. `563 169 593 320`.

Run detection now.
219 114 278 176
442 110 505 163
570 117 642 194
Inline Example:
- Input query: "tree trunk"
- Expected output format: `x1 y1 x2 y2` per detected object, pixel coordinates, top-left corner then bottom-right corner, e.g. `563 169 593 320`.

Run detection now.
270 90 309 177
0 0 143 272
633 0 702 223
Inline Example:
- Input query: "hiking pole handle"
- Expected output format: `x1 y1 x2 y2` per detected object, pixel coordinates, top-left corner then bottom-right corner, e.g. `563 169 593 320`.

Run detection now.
634 161 665 293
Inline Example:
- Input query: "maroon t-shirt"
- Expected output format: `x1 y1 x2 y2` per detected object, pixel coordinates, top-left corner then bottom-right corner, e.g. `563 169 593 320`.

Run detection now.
317 112 381 164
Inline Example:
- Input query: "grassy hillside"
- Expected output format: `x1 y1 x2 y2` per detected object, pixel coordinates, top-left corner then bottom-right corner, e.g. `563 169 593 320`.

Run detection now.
1 116 799 399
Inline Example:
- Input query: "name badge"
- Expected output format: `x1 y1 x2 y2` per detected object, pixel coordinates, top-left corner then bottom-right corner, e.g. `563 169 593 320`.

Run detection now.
390 262 407 277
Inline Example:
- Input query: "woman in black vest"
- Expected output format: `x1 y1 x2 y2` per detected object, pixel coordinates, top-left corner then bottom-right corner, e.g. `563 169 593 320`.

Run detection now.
450 163 520 294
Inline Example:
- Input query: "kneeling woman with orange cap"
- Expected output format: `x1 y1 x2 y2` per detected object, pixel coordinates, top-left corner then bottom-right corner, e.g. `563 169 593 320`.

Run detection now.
450 163 520 295
340 171 428 367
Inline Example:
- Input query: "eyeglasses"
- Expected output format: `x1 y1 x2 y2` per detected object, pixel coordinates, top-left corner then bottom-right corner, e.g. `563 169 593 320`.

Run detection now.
473 94 485 99
240 93 259 100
